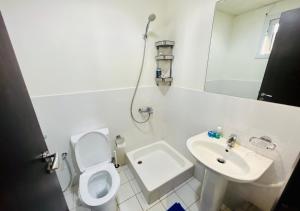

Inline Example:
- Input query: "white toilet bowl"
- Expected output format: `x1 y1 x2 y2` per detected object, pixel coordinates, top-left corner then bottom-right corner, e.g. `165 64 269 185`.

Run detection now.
71 128 120 211
79 162 120 211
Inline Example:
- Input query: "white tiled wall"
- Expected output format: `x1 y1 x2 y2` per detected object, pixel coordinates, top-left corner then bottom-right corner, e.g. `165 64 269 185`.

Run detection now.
31 87 167 189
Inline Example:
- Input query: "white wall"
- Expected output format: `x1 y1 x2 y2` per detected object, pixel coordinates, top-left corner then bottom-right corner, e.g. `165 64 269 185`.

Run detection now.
0 0 168 96
163 0 215 90
222 6 268 82
206 79 261 99
223 0 300 81
206 11 233 81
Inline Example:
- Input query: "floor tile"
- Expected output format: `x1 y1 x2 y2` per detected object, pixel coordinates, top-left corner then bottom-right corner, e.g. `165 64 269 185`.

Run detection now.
71 205 91 211
161 192 187 210
73 192 80 207
119 170 129 184
129 179 142 194
117 182 135 204
124 168 135 181
119 196 143 211
175 183 199 207
188 200 201 211
63 187 73 196
188 178 202 194
64 192 75 210
148 202 165 211
118 165 129 173
136 192 159 210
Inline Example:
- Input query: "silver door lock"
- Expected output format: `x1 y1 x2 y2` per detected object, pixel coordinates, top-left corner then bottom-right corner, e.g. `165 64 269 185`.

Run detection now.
39 151 59 173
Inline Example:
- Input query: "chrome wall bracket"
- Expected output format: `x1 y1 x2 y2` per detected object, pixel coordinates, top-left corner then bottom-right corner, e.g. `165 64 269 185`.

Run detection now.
249 136 277 150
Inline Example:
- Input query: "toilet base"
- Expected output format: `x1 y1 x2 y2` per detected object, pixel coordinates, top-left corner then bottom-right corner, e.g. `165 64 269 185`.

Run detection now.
90 196 117 211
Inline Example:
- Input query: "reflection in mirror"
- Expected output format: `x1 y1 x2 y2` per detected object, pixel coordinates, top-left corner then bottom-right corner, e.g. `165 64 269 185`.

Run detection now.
205 0 300 107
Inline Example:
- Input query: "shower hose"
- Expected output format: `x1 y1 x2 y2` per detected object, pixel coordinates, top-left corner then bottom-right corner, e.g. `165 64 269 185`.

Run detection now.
130 36 152 124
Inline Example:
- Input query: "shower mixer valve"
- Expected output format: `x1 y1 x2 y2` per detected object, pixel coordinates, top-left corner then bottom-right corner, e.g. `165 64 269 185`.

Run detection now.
138 107 153 114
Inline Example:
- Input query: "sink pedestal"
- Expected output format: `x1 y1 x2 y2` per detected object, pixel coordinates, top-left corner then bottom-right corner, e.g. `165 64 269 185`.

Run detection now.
199 168 228 211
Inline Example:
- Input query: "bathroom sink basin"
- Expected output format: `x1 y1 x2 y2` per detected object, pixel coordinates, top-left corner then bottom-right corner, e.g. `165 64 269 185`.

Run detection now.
186 132 273 183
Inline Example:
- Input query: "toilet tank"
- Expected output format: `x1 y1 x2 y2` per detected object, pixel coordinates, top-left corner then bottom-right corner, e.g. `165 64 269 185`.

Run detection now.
71 128 111 172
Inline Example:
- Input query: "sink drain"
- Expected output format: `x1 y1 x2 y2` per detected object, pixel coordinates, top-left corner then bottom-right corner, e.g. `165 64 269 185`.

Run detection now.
137 161 142 165
217 158 226 164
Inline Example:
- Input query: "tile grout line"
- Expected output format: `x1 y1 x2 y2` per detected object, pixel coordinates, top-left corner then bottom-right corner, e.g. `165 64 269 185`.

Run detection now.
117 189 135 207
127 177 144 211
186 178 202 208
117 168 131 206
173 178 202 210
123 166 159 211
185 179 202 210
134 195 144 211
173 190 189 209
118 168 145 210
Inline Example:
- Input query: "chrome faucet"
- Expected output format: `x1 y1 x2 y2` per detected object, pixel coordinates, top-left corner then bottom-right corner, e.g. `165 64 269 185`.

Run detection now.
138 107 153 115
227 134 237 148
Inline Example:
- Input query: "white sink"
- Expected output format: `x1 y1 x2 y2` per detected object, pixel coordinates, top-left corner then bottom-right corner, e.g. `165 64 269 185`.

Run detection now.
186 132 273 211
187 132 273 182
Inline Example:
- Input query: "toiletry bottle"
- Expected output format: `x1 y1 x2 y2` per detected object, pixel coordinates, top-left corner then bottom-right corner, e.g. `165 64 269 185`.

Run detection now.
216 126 223 138
156 68 162 78
208 130 216 138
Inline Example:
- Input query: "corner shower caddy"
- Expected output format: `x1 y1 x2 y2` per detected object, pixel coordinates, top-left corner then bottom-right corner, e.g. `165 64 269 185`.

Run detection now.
155 40 175 86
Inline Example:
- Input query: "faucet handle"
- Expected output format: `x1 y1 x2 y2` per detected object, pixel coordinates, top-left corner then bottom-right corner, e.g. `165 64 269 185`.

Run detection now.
227 134 237 148
228 134 237 141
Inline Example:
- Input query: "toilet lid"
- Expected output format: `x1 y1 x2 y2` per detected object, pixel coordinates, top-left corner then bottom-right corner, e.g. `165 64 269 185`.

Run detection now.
73 129 111 172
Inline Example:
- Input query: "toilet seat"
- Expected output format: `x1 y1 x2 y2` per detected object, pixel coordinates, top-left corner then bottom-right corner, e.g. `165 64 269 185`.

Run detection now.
79 162 120 207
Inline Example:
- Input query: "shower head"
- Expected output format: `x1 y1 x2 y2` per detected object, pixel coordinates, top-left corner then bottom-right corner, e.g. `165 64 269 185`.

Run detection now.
144 13 156 39
148 14 156 22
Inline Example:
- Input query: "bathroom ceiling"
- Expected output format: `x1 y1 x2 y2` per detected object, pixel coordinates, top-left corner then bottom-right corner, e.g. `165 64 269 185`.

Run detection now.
217 0 282 15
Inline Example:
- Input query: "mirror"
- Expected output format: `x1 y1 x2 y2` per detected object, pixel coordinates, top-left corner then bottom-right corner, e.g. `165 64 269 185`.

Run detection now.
205 0 300 107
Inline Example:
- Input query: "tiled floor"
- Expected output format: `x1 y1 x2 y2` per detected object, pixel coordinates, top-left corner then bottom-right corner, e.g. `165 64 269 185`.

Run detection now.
64 165 202 211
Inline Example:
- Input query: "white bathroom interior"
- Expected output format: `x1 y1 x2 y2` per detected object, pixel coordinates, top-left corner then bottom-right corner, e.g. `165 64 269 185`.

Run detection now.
1 0 300 211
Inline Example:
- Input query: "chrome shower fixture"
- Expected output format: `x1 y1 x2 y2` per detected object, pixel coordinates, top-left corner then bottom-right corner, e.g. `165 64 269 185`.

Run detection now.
130 13 156 124
144 13 156 39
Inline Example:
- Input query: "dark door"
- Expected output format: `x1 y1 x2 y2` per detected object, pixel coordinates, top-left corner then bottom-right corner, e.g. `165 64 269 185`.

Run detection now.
258 8 300 107
0 12 68 211
274 155 300 211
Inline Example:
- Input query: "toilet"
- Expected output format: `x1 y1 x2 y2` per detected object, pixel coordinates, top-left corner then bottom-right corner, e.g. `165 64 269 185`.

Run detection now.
71 128 120 211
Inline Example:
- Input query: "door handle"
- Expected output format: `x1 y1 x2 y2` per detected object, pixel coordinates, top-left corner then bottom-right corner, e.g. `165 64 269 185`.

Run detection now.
39 151 59 173
259 92 273 101
260 93 272 98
